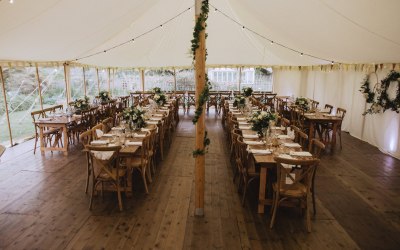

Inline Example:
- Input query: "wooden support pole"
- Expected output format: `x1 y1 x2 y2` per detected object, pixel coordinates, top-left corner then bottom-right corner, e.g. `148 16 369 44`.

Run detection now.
83 67 87 96
96 68 100 94
238 66 242 91
0 66 13 146
173 68 177 93
35 65 43 110
194 0 206 217
140 69 145 92
107 68 111 93
63 63 71 104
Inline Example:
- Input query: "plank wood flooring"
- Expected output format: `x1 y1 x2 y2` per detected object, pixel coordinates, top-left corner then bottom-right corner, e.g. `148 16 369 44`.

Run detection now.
0 109 399 249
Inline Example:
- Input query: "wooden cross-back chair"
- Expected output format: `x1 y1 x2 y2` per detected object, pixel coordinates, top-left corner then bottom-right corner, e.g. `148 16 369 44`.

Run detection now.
324 107 346 149
309 138 325 215
86 145 125 211
31 110 62 154
79 130 93 194
125 132 152 194
236 136 259 206
102 117 114 133
323 104 333 114
270 156 320 232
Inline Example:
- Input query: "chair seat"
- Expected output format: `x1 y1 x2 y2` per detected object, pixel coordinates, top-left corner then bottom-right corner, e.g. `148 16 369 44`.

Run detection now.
43 127 61 135
128 157 148 168
273 182 307 197
98 168 127 180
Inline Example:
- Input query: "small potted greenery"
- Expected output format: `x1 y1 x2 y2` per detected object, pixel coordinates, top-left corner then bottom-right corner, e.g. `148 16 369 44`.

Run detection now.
99 90 110 104
242 87 253 97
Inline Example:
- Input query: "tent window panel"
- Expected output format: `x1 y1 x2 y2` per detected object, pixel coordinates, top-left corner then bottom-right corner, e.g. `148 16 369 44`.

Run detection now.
240 67 273 92
39 67 66 108
176 69 195 91
112 69 140 96
208 68 239 91
98 69 108 93
144 70 174 91
70 67 85 101
1 67 40 145
84 68 98 100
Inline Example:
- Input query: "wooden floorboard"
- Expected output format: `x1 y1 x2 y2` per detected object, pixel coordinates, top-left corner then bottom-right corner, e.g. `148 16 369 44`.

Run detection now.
0 108 399 249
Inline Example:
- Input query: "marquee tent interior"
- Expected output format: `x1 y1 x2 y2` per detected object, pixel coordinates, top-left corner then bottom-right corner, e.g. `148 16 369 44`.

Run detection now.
0 0 400 158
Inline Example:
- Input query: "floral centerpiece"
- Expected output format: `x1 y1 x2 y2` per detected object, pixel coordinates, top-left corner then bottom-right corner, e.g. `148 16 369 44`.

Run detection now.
153 93 166 106
233 95 246 108
242 87 253 97
99 90 110 103
122 106 147 130
72 96 89 113
295 97 309 111
250 110 276 136
152 87 162 94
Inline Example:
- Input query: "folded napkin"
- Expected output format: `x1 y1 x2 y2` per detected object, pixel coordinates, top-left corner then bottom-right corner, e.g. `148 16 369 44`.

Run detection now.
91 140 108 145
243 140 264 145
147 121 159 124
239 125 252 130
304 113 315 116
38 118 52 121
96 129 104 138
141 128 151 132
290 151 312 157
243 134 259 139
283 143 302 148
271 126 284 130
154 114 164 117
133 133 146 138
279 154 295 160
92 151 113 160
320 108 330 113
278 135 290 139
102 133 113 138
72 114 82 118
249 149 271 155
238 121 250 125
237 117 247 121
160 107 169 110
150 117 162 121
111 127 124 131
126 141 142 146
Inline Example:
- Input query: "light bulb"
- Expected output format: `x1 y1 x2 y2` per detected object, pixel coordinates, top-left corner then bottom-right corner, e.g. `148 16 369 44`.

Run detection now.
9 0 14 4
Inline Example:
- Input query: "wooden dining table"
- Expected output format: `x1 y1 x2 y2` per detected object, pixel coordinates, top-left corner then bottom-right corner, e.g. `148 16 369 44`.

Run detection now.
303 113 342 151
35 115 80 156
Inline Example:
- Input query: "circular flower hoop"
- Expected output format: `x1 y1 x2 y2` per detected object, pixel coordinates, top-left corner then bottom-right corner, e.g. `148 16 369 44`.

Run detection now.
377 71 400 113
360 70 400 115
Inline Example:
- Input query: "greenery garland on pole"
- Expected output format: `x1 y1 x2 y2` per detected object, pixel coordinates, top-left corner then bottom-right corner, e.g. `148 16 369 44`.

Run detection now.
192 0 211 158
360 70 400 115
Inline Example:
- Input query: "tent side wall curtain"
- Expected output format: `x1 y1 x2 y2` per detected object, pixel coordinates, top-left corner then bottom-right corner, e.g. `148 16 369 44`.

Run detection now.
273 68 400 159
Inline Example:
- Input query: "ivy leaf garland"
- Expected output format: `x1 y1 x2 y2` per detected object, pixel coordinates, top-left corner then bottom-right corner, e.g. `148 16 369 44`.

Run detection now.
191 0 211 158
360 70 400 115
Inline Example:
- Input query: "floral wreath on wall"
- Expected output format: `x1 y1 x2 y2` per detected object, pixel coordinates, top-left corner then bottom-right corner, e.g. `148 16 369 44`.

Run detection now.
360 70 400 115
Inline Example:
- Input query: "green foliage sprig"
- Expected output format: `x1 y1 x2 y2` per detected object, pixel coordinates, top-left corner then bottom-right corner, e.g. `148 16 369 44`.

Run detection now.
191 0 209 62
359 74 375 103
192 131 211 158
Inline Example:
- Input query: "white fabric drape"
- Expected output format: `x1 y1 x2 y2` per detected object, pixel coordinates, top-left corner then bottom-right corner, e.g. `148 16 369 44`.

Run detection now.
273 68 400 159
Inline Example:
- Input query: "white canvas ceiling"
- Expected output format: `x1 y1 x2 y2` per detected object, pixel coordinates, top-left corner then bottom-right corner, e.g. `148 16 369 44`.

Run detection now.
0 0 399 68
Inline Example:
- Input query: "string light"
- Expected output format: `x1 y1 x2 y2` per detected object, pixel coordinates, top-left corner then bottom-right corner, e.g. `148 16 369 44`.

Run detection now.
211 3 336 64
75 5 193 61
9 0 14 3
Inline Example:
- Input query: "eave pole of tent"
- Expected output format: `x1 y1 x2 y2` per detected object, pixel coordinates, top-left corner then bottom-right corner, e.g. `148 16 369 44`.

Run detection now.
107 68 111 93
238 66 242 91
0 66 14 146
194 0 206 217
83 67 87 96
173 68 177 93
35 65 43 110
96 68 100 94
140 69 145 91
63 63 71 104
